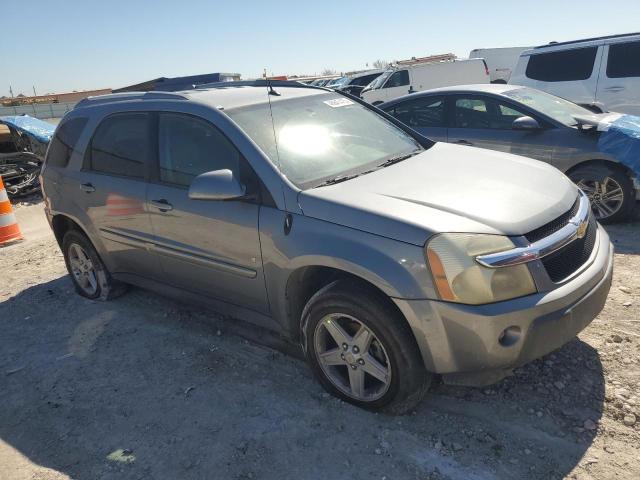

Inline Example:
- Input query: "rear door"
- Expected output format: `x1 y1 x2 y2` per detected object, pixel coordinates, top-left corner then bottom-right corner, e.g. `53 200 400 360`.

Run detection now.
382 95 447 141
146 112 268 313
596 40 640 115
75 112 160 279
446 95 554 162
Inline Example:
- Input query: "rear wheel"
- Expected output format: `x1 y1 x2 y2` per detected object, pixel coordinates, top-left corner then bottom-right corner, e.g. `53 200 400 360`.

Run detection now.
569 164 635 223
302 280 430 414
62 230 127 300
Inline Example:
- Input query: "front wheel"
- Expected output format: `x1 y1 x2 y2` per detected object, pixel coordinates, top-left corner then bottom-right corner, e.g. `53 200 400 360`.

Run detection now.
569 165 635 223
302 280 430 414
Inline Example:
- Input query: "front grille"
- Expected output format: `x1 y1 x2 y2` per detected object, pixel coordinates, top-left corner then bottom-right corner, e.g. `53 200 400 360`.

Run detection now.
540 215 597 282
525 197 580 243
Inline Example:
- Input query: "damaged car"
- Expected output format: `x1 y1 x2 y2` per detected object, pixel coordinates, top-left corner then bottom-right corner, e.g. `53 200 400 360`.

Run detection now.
0 115 54 197
380 84 640 223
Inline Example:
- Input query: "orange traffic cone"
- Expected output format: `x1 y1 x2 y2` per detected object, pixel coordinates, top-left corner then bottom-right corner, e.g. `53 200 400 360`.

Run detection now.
0 176 23 246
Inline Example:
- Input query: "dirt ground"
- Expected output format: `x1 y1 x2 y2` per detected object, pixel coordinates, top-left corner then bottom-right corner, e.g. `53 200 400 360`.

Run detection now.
1 200 639 480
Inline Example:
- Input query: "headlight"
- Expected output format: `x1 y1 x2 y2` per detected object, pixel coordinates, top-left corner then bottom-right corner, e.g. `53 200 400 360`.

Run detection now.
425 233 536 305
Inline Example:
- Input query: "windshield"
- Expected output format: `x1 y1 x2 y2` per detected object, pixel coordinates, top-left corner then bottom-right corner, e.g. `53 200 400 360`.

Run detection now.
227 92 424 189
502 87 595 126
327 77 348 87
365 70 392 90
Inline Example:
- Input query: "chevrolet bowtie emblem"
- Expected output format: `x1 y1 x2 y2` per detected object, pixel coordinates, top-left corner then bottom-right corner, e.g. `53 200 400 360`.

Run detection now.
571 218 589 239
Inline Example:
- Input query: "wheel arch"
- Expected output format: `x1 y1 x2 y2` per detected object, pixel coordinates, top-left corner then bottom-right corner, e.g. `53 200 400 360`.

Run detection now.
565 158 636 184
51 214 89 247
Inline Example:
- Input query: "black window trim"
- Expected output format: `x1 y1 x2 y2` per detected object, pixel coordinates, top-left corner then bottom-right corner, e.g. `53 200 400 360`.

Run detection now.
82 111 153 183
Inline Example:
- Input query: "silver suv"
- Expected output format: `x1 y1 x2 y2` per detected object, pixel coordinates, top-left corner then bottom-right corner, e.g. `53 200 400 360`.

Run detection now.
41 81 614 413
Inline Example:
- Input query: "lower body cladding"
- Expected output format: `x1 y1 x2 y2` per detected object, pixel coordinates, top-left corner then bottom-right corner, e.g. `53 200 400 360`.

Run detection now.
393 225 614 387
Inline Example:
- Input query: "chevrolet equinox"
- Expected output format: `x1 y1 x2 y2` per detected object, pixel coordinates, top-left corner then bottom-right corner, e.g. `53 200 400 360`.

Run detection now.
41 81 614 413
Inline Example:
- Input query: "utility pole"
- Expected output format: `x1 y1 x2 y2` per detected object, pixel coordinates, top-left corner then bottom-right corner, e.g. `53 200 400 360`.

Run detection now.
32 86 37 97
9 85 14 98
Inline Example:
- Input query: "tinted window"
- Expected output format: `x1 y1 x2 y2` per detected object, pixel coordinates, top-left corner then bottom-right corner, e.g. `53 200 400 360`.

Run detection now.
384 70 409 88
607 41 640 78
525 47 597 82
352 73 381 86
46 117 88 167
386 97 445 128
158 113 240 187
454 97 530 129
89 113 149 178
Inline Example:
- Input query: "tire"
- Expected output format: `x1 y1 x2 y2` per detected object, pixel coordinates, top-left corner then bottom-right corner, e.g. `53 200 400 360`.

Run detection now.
302 279 431 414
62 229 128 300
568 164 635 223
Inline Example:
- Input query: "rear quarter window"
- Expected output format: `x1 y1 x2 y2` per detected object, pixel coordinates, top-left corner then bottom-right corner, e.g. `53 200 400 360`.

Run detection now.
606 41 640 78
46 117 89 167
525 46 598 82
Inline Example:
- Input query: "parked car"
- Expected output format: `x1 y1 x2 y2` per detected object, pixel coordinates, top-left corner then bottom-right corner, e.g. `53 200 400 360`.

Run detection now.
327 70 384 98
470 46 533 84
380 84 640 223
41 81 613 413
361 55 489 105
510 33 640 115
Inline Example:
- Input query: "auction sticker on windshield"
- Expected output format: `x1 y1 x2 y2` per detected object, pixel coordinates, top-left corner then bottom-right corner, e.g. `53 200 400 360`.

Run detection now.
323 98 354 108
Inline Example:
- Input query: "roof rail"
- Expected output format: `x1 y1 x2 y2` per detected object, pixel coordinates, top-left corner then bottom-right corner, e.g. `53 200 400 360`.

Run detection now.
74 91 188 109
392 53 456 67
195 79 324 90
534 32 640 49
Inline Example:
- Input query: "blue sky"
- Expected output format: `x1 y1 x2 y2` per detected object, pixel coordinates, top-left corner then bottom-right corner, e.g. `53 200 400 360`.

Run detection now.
4 0 640 96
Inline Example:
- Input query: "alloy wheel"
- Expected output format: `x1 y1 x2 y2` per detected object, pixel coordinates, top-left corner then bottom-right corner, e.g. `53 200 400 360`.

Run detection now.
576 176 624 220
68 243 98 295
314 313 391 401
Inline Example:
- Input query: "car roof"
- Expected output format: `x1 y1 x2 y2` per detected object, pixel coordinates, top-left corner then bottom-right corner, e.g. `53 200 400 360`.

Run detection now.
380 84 525 106
522 32 640 56
74 83 333 113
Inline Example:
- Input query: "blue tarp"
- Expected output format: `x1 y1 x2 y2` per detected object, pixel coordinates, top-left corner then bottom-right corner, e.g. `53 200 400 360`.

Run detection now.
0 115 55 143
597 114 640 179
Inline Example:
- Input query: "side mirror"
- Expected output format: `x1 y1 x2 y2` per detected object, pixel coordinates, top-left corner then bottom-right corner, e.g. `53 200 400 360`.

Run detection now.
512 116 541 130
188 169 246 201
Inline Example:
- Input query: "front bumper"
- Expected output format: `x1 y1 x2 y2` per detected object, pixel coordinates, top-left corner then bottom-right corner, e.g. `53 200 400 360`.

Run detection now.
393 224 614 376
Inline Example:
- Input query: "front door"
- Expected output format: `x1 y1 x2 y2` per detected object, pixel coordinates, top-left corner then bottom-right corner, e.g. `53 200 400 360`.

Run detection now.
147 112 268 313
446 95 554 163
596 40 640 115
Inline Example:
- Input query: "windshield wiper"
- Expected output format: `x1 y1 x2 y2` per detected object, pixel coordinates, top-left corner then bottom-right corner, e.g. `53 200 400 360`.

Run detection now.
316 173 361 187
377 150 421 168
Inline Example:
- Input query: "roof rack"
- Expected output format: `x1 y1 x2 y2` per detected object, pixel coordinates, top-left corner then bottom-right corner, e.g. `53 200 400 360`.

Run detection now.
534 32 640 49
392 53 456 67
195 79 324 90
75 91 188 109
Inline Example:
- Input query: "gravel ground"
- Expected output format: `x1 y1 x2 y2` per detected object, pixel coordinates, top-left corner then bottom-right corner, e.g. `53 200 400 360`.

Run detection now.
1 202 639 480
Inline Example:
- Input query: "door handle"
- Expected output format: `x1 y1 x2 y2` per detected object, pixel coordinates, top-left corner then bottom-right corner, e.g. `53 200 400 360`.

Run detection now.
604 86 625 92
455 140 473 146
80 182 95 193
150 199 173 212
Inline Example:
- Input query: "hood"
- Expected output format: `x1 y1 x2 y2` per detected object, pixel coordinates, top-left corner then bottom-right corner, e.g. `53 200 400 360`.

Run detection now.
298 143 578 246
0 115 55 144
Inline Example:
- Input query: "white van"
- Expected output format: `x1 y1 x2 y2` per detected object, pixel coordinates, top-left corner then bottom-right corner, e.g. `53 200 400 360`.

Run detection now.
469 46 533 83
510 33 640 115
360 55 489 105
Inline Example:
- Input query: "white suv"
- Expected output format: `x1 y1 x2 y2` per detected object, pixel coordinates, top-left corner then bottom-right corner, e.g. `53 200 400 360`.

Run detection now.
510 33 640 115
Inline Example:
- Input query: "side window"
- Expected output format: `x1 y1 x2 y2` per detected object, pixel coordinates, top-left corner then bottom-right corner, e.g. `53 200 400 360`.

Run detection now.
89 113 149 178
354 73 380 86
386 97 445 128
46 117 88 167
525 47 598 82
607 41 640 78
158 113 241 187
454 98 490 128
384 70 409 88
494 102 530 129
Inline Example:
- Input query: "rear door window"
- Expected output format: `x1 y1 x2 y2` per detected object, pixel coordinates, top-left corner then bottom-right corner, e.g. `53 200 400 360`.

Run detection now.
384 70 409 88
385 97 445 128
454 97 531 129
606 41 640 78
88 113 150 178
525 47 598 82
46 117 88 167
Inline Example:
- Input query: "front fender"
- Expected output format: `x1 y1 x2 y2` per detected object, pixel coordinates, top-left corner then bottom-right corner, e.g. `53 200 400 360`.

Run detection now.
259 208 434 330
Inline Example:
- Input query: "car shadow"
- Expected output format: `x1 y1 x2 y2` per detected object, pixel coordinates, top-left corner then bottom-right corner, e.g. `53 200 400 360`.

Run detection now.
0 276 605 479
604 205 640 255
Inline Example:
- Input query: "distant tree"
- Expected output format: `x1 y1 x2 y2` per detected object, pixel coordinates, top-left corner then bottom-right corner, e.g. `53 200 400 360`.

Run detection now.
321 68 337 76
17 93 25 97
372 59 389 69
